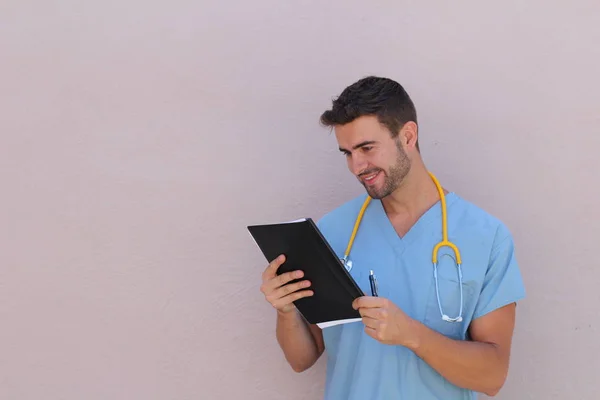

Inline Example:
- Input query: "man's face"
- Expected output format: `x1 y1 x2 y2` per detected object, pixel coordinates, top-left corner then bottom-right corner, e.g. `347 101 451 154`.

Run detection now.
335 115 411 199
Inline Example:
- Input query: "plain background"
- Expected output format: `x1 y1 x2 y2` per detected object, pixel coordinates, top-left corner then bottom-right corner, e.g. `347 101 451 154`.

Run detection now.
1 1 599 399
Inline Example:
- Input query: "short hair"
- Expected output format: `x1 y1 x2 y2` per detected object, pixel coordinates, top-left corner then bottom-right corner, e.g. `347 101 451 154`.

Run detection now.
319 76 419 150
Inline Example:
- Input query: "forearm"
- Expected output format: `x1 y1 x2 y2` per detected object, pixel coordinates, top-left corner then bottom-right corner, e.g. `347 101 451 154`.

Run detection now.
276 309 322 372
407 321 507 396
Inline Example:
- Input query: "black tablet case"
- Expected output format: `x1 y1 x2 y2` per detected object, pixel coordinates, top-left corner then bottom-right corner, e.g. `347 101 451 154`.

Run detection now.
248 218 364 325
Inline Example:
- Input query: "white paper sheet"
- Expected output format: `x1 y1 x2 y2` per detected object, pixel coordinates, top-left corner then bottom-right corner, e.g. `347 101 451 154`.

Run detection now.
317 318 362 329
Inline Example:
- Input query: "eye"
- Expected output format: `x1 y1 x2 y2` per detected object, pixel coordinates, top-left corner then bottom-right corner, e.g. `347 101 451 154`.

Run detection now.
362 146 373 152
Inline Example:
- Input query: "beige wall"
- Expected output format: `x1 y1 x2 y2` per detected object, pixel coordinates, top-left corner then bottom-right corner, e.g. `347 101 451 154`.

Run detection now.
1 1 599 399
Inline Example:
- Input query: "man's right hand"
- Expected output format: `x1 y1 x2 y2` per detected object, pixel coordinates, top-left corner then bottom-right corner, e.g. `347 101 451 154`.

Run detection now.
260 254 313 314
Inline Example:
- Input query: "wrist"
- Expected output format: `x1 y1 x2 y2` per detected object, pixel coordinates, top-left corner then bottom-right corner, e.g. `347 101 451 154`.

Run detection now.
403 318 424 351
277 307 298 320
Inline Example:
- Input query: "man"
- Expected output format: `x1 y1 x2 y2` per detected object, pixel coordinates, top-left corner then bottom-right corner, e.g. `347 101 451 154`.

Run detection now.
259 76 526 399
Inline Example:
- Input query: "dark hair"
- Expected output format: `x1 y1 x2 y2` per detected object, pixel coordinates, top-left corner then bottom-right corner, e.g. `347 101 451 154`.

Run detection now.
319 76 419 150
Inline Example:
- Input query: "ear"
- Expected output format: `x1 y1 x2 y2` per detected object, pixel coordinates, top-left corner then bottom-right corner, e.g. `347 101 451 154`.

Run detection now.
400 121 418 150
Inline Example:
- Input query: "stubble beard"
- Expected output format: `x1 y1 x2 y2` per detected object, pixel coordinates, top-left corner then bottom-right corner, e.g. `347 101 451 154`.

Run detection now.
362 143 411 199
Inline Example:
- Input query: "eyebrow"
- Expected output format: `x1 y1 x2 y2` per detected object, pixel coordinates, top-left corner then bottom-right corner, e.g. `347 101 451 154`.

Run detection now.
339 140 377 153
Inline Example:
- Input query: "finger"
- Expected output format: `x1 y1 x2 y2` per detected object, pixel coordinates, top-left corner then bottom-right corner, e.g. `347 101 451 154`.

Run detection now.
271 289 314 310
358 307 387 320
361 315 380 329
262 254 286 280
364 325 379 341
268 279 312 301
261 269 305 294
353 296 386 310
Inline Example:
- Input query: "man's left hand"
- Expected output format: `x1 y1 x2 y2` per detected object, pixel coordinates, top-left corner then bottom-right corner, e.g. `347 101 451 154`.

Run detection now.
352 296 419 347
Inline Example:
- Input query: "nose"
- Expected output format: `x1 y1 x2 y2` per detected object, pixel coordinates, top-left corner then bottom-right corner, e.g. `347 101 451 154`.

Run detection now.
348 152 368 176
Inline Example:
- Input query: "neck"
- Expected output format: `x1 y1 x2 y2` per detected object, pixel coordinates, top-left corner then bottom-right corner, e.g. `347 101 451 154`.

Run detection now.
380 164 446 217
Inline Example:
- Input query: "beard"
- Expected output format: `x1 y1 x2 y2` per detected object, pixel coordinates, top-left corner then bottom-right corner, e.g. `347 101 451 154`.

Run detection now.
359 141 411 199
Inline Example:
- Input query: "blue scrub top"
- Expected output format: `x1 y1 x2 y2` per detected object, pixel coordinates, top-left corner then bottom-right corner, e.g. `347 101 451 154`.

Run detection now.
316 192 526 400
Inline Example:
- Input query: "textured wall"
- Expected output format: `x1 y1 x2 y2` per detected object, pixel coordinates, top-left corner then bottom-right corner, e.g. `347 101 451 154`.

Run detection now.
1 1 599 399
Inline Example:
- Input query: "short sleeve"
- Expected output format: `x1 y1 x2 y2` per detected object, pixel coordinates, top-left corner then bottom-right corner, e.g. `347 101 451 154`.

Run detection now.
473 224 526 319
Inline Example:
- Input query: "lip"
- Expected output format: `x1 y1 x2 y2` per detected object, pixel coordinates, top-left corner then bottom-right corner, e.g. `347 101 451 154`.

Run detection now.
361 171 381 185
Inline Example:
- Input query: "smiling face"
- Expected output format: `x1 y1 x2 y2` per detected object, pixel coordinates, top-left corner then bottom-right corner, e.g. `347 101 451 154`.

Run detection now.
335 115 413 199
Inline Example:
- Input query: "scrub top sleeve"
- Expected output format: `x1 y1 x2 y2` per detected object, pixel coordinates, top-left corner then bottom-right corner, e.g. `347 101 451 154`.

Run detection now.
473 224 526 320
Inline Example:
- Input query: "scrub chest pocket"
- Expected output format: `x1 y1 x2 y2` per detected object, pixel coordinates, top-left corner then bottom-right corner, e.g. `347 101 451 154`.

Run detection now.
422 255 477 340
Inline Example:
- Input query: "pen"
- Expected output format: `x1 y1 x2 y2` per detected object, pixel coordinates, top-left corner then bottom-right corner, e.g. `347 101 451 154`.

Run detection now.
369 270 378 297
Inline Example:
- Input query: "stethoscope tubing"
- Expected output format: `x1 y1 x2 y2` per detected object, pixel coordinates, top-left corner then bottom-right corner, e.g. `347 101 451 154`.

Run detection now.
342 172 464 323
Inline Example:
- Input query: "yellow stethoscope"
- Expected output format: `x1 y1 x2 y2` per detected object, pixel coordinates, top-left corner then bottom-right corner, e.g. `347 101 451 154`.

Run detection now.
341 171 464 323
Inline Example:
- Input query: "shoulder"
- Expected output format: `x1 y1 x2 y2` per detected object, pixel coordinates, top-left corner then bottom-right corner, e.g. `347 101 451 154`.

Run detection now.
450 193 514 249
316 193 369 235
